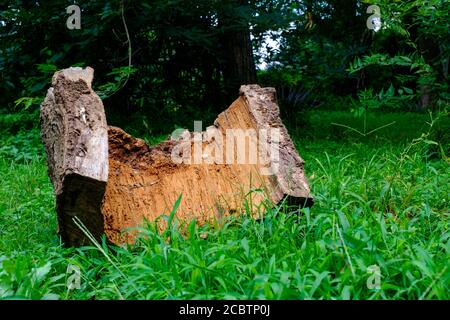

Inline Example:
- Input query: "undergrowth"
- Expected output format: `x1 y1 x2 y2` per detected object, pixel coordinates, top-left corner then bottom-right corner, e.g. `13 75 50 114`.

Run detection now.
0 110 448 300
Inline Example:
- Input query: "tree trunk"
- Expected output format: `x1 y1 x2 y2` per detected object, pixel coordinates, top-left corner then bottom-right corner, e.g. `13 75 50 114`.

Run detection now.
41 67 313 246
40 67 109 246
219 1 257 102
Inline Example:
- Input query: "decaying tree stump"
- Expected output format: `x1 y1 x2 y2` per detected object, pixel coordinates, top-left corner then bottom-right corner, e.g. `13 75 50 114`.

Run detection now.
41 67 313 246
41 67 108 246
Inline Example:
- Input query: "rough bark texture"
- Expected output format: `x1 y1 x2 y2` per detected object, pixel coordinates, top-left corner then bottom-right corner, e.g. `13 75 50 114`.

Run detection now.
41 68 312 246
219 0 257 101
221 29 257 99
40 67 108 246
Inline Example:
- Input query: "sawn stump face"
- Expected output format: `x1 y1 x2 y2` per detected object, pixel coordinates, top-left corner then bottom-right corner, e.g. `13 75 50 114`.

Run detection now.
41 67 313 246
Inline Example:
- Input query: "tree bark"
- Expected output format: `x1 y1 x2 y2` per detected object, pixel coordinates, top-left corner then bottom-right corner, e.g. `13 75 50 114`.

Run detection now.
40 67 108 246
219 0 257 102
41 68 313 246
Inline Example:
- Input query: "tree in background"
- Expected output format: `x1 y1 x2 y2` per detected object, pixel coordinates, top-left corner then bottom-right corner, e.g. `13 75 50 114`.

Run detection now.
0 0 277 132
259 0 449 114
219 0 257 101
1 0 448 136
348 0 450 111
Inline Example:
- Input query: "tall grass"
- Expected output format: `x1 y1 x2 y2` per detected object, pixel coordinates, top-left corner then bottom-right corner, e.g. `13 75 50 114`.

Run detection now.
0 111 448 300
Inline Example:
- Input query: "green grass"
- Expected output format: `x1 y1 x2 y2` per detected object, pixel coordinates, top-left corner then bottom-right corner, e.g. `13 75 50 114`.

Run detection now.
0 110 449 300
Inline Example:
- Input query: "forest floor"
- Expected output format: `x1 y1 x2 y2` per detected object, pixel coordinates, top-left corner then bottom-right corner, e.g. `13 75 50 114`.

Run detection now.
0 110 448 299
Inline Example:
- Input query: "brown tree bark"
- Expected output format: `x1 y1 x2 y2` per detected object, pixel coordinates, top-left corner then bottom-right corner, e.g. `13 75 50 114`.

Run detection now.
219 0 257 101
40 67 108 246
41 67 313 246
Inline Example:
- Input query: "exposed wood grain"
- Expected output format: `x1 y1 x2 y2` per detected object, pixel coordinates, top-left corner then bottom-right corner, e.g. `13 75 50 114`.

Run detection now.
41 68 312 246
40 67 108 245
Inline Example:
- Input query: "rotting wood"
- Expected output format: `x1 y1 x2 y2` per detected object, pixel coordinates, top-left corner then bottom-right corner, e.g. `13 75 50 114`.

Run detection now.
41 67 313 246
40 67 108 245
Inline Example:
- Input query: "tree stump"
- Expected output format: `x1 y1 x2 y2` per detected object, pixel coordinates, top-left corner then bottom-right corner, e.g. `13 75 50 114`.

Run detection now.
41 67 313 246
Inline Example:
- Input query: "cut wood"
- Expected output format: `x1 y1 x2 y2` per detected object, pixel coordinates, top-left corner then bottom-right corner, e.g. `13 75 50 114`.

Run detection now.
41 67 313 246
41 67 108 246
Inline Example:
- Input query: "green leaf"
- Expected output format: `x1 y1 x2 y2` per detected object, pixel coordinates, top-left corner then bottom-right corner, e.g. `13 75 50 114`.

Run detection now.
423 139 438 145
403 87 413 94
167 194 182 227
241 238 250 257
32 262 52 284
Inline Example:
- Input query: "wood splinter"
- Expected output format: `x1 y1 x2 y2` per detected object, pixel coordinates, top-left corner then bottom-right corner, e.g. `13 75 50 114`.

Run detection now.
40 67 313 246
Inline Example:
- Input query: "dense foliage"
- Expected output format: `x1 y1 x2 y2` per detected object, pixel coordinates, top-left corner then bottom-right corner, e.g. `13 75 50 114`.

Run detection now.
2 1 448 131
1 0 284 132
0 111 449 299
0 0 448 300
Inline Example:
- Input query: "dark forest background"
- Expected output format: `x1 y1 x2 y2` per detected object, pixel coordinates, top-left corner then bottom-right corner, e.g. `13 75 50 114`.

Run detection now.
0 1 449 300
0 0 449 134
